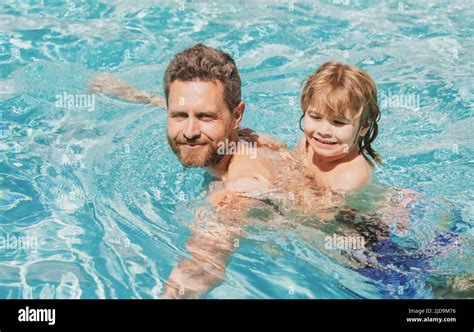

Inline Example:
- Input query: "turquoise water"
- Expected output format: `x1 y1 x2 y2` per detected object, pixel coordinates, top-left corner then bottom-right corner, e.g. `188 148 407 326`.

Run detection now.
0 1 473 299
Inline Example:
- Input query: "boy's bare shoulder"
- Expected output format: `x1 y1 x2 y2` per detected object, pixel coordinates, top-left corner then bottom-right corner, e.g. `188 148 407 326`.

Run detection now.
332 158 373 192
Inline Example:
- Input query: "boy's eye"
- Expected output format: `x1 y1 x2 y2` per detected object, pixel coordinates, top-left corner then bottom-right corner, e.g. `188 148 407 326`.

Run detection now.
309 114 322 120
333 119 348 125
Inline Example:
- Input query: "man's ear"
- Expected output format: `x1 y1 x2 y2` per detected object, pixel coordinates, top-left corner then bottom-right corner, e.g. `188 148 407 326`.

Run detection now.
231 101 245 130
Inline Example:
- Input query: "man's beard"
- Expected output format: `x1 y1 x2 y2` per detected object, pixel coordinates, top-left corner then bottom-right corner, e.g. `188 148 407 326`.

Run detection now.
167 133 229 168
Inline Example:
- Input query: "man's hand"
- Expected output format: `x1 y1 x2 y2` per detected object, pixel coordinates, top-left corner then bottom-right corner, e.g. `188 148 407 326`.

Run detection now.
377 188 422 235
90 73 165 107
160 213 239 299
161 190 258 299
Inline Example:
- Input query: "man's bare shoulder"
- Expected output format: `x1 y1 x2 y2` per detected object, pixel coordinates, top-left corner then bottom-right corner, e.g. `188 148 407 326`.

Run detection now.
227 147 281 181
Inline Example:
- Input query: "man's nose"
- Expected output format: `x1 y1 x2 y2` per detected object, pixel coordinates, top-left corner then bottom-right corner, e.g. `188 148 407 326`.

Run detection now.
183 117 201 140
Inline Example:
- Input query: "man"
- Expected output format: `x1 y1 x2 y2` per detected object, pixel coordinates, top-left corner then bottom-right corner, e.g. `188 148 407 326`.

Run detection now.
92 43 283 298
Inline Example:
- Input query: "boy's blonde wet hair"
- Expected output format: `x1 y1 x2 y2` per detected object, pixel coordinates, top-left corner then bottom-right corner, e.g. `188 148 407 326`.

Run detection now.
300 61 382 164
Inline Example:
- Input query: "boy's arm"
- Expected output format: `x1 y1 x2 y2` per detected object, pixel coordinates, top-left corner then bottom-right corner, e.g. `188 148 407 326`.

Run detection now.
90 73 165 107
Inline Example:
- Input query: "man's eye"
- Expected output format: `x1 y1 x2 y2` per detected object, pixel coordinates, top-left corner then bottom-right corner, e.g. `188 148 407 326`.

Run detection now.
172 113 187 119
199 115 215 121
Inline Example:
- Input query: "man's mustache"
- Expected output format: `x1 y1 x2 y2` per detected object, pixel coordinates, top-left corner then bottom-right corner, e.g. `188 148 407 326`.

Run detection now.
173 138 211 145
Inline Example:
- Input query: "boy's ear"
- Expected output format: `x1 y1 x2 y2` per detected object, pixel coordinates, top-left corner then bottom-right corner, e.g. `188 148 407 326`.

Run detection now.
359 121 372 137
232 101 245 130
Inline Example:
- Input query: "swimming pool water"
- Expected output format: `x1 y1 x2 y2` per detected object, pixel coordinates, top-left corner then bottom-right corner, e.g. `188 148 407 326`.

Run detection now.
0 0 472 299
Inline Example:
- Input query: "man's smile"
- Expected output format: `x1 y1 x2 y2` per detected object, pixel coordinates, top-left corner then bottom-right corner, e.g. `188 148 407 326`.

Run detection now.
181 143 207 149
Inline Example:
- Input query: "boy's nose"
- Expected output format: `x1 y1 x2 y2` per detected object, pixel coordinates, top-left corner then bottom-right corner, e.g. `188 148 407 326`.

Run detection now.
317 121 332 137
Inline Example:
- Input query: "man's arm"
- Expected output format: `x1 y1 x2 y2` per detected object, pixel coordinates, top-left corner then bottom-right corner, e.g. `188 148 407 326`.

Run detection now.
161 189 259 299
90 73 166 107
161 216 237 299
238 128 287 151
295 135 306 152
